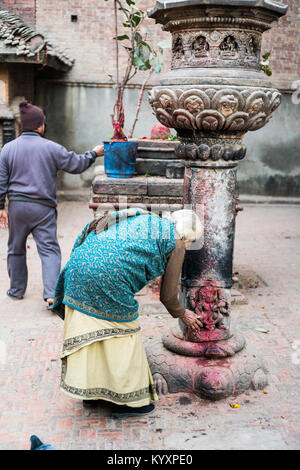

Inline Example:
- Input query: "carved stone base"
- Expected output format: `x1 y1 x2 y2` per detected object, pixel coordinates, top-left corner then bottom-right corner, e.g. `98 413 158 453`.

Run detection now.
146 332 268 400
164 328 245 358
175 138 247 162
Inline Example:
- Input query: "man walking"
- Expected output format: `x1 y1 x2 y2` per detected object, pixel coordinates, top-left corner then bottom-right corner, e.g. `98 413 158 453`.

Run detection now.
0 100 104 307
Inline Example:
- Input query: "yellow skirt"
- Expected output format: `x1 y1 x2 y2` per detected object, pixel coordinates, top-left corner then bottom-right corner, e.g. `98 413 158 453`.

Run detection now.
60 306 158 407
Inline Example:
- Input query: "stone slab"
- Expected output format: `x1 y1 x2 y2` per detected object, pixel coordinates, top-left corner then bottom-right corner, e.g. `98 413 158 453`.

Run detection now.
147 178 184 197
136 158 180 176
92 176 148 195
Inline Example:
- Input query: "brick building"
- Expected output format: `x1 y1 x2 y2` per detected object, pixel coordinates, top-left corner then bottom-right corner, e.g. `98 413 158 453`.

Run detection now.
0 0 299 195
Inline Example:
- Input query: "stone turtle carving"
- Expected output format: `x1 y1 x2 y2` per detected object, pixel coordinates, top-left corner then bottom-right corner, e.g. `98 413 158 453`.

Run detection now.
147 336 268 400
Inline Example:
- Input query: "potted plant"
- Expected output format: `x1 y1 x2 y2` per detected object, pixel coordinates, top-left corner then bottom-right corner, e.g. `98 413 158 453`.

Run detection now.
103 0 168 178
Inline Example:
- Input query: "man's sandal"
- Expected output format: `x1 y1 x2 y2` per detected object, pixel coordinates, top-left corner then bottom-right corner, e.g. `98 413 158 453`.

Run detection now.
7 290 24 300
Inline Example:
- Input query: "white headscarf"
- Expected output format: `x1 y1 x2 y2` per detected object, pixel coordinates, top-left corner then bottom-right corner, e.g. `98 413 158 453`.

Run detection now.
167 209 203 244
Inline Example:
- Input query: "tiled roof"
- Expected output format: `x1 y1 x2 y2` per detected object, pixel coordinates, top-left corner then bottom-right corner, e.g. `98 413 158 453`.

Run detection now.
0 9 74 70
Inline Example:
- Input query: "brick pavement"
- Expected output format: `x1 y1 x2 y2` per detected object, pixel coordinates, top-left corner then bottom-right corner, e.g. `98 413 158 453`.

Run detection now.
0 201 300 450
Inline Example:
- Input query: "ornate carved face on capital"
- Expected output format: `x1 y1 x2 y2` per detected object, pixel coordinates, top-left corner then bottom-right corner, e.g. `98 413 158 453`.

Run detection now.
159 93 174 113
218 95 239 117
248 97 264 115
185 96 205 115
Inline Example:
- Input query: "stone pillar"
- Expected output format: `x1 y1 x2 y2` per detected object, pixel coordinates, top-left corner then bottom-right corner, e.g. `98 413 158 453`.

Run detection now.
146 0 287 400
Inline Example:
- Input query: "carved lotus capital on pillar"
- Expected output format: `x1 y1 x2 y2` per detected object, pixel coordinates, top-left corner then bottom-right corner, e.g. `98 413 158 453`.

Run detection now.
149 85 281 135
148 0 287 165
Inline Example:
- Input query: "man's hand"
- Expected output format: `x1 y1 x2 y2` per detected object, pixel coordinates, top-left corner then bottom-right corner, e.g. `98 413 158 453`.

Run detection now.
180 309 203 331
0 209 8 229
93 144 104 157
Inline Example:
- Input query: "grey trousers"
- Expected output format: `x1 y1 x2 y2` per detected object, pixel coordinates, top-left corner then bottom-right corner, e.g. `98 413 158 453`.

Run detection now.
7 201 61 300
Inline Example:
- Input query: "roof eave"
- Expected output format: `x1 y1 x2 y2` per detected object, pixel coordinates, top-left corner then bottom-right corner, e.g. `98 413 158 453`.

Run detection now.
0 49 73 72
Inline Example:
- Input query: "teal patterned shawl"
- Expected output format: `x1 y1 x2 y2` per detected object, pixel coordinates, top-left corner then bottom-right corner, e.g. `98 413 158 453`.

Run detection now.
52 209 176 321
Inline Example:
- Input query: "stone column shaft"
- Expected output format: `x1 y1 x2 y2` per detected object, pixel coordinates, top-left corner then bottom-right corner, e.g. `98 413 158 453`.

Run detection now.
146 0 287 399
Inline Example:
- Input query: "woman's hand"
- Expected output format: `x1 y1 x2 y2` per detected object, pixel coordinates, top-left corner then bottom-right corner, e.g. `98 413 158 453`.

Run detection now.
180 309 203 331
0 210 8 229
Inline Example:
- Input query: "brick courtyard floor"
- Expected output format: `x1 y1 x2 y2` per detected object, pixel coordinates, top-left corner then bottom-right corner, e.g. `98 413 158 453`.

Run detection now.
0 201 299 450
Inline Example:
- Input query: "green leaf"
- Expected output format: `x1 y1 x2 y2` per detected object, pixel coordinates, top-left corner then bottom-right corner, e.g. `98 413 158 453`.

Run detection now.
134 32 143 44
149 53 163 73
168 134 179 141
133 54 150 70
262 51 271 60
254 327 269 334
113 34 130 41
130 11 143 27
134 44 150 61
139 41 152 50
126 0 136 5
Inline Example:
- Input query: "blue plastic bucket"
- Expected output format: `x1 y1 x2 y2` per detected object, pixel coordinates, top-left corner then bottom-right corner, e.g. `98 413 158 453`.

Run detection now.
104 141 138 178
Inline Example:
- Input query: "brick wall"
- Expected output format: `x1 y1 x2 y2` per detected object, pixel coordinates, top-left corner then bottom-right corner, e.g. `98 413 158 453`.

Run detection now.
0 0 36 26
34 0 170 84
262 0 300 89
2 0 299 88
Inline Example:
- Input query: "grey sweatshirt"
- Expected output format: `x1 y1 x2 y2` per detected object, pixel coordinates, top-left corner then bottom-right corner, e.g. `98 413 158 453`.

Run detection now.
0 132 97 209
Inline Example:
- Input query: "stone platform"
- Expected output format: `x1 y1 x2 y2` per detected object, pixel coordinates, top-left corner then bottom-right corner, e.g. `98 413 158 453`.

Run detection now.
90 139 185 213
133 139 181 177
90 165 184 213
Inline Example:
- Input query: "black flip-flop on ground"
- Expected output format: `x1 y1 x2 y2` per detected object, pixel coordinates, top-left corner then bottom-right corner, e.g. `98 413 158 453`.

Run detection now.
45 299 54 310
6 290 24 300
83 400 102 408
112 403 155 419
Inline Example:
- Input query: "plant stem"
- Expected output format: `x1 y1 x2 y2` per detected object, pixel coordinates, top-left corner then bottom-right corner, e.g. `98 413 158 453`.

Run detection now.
128 68 153 139
114 0 119 87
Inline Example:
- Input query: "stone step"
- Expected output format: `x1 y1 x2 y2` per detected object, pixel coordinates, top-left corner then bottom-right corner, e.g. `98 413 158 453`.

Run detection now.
136 158 180 177
137 147 178 160
147 177 183 197
93 175 148 195
92 173 184 197
130 138 179 160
